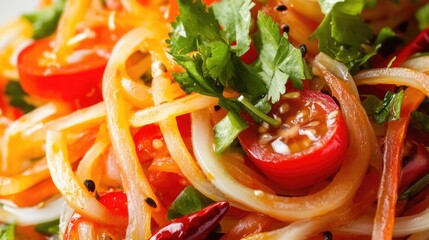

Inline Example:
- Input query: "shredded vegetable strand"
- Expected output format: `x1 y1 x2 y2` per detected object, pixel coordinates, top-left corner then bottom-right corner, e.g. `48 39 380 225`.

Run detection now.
151 68 226 202
354 68 429 95
130 93 218 127
2 102 70 175
76 124 110 183
0 130 94 195
53 0 90 61
28 102 105 142
372 88 425 240
102 25 169 239
45 130 127 225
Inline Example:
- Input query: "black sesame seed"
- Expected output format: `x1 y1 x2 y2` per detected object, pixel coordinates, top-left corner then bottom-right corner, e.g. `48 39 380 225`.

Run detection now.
281 24 290 34
275 4 287 12
83 179 96 192
214 105 221 111
145 197 157 208
397 21 408 33
323 231 333 240
299 44 307 57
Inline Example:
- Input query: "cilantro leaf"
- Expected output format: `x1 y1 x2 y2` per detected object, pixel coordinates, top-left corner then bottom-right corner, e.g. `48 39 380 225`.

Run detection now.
0 223 15 240
5 81 35 113
254 12 309 103
312 0 374 70
22 0 66 40
362 90 404 124
416 3 429 31
212 0 254 56
167 186 215 220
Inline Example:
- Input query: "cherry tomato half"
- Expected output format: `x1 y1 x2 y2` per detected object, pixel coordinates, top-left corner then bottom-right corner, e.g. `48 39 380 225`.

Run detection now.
17 26 123 108
238 90 349 189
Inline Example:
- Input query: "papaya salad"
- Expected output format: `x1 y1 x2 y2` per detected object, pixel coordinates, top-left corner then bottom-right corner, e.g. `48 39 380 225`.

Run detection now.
1 0 429 239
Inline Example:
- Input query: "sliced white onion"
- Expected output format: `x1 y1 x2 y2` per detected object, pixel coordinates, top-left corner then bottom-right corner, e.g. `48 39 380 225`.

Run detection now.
314 53 359 97
402 56 429 73
0 197 64 225
354 67 429 96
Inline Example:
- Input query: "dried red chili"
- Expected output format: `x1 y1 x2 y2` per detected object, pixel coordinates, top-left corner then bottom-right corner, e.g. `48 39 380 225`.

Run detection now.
149 201 229 240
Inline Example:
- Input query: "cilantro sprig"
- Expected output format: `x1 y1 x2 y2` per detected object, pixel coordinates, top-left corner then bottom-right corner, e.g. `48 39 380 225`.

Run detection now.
362 90 404 124
312 0 398 72
22 0 66 40
168 0 310 152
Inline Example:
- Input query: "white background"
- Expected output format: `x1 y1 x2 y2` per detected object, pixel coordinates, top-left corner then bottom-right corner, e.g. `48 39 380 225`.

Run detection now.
0 0 39 24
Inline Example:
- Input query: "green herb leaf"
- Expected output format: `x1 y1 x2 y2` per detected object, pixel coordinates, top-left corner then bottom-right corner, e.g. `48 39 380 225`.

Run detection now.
411 111 429 133
22 0 66 40
254 12 309 102
214 111 248 153
0 223 15 240
212 0 254 56
362 90 404 124
4 81 35 113
416 3 429 31
34 219 60 236
312 0 374 71
167 186 215 220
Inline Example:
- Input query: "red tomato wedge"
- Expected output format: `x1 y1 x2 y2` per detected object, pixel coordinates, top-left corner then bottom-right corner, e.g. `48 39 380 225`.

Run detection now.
63 192 127 240
17 26 123 108
238 90 349 189
133 114 191 162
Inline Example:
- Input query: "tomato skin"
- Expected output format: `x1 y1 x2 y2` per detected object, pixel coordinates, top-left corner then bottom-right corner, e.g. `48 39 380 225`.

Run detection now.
133 114 191 162
98 192 128 217
17 26 122 108
63 192 127 240
238 90 349 189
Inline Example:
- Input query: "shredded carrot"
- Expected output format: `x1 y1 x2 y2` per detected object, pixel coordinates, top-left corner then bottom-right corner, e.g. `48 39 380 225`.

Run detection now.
372 88 425 240
3 178 58 207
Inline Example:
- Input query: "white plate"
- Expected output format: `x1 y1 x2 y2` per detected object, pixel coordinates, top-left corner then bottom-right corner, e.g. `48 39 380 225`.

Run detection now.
0 0 39 24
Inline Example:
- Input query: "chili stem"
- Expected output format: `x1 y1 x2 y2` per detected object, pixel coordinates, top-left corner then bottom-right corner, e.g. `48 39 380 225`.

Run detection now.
237 95 281 127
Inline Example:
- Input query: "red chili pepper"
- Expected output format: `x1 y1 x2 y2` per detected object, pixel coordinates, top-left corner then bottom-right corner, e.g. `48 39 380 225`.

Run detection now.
379 28 429 67
149 201 229 240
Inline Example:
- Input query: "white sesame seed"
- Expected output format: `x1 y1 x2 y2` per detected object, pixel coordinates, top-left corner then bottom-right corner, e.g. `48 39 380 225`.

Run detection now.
279 103 290 114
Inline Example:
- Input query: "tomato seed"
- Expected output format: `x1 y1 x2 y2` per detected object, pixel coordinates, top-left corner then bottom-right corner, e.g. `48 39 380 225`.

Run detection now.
305 121 320 127
281 92 300 99
279 103 290 114
259 133 274 144
327 110 338 119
